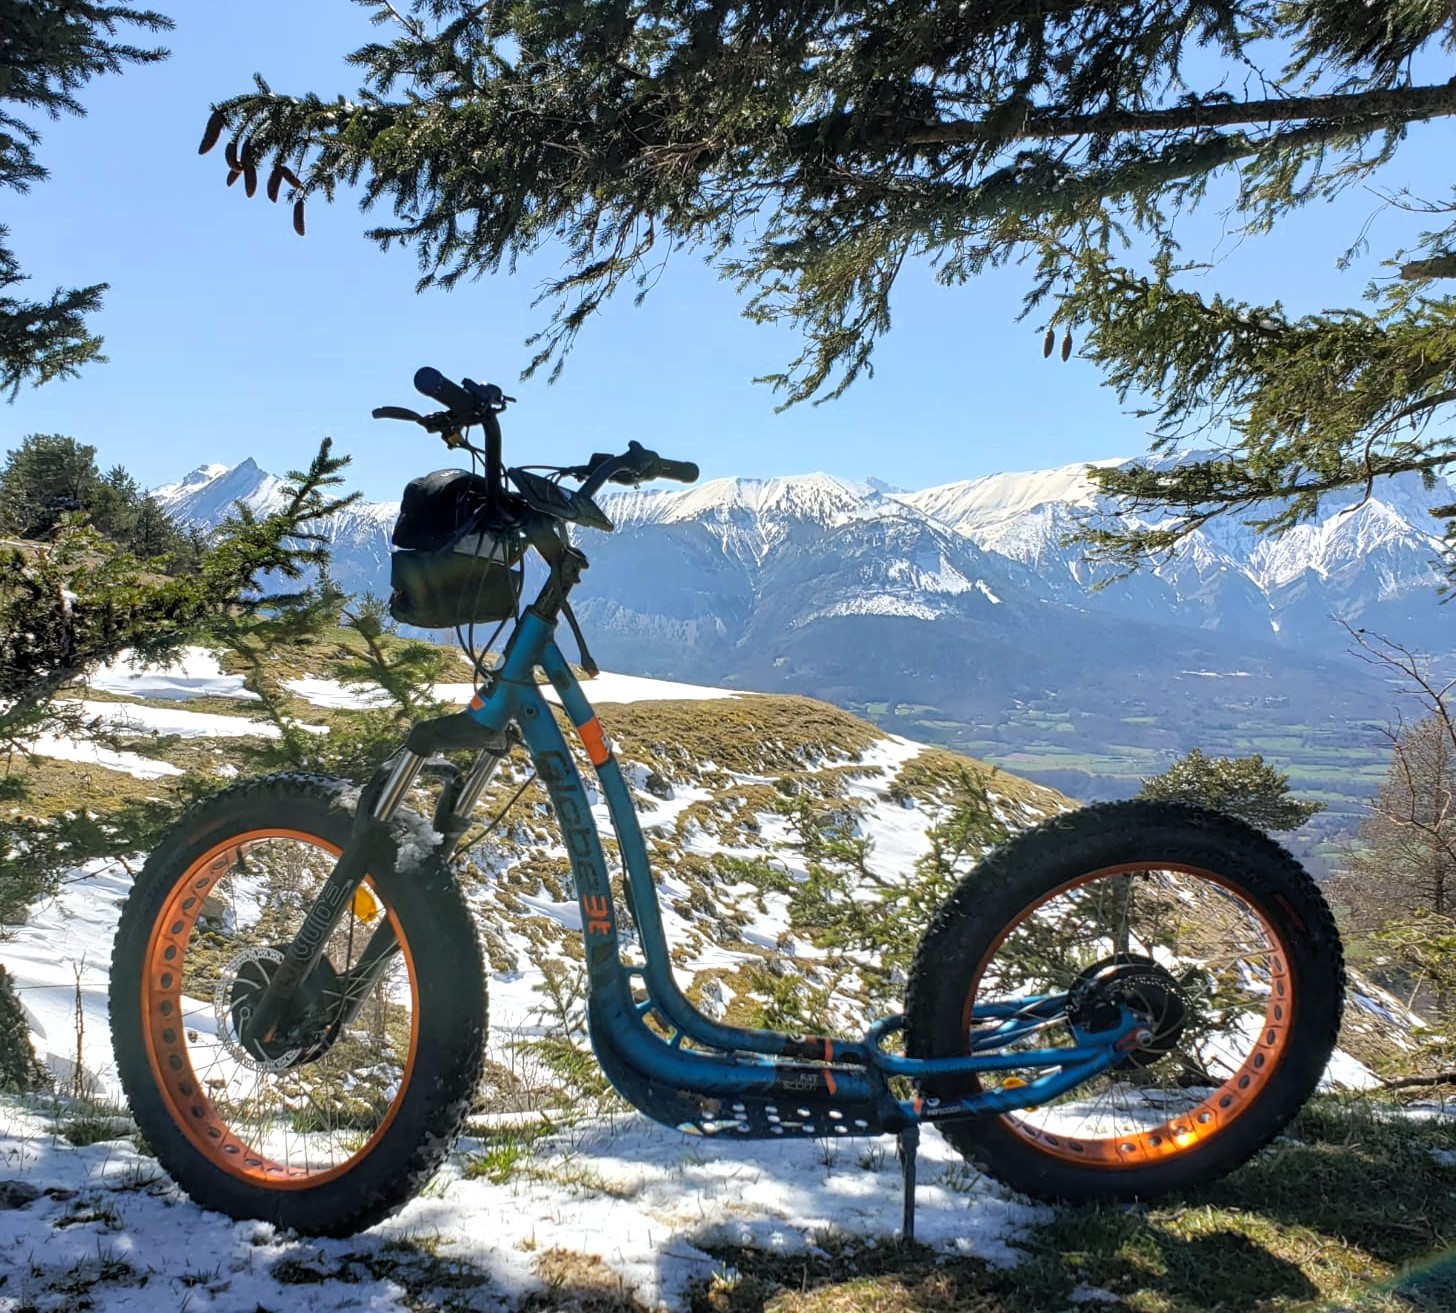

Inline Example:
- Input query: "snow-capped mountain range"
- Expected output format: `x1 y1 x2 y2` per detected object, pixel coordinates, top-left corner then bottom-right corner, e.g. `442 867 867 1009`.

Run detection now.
156 456 1455 648
152 456 1453 831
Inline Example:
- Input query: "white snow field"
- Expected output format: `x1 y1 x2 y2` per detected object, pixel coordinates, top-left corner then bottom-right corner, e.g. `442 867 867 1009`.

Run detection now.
70 699 284 740
86 646 260 702
0 1094 1039 1313
283 669 740 711
23 732 186 780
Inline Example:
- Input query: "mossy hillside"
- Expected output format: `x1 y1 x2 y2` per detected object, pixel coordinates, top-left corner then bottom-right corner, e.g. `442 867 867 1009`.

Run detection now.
591 694 882 779
2 756 171 817
212 622 479 684
887 744 1063 821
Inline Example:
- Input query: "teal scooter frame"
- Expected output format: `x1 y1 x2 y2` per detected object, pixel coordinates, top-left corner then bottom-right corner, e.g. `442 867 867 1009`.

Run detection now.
111 368 1346 1243
318 605 1154 1237
223 367 1151 1237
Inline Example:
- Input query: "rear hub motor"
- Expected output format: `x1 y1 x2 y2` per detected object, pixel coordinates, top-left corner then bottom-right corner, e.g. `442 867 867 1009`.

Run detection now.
1065 953 1187 1070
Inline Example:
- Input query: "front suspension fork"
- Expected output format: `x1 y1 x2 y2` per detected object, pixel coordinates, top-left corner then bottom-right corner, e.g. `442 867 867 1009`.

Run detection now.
239 719 507 1051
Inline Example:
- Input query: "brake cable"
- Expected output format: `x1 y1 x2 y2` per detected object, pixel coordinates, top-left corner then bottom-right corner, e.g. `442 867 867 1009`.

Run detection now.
459 768 537 851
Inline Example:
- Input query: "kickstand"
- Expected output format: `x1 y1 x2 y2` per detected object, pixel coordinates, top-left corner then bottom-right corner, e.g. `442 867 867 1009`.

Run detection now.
896 1123 920 1245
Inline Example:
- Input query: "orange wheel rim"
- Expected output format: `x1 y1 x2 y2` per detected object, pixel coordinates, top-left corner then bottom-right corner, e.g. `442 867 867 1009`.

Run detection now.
140 829 419 1187
961 862 1294 1168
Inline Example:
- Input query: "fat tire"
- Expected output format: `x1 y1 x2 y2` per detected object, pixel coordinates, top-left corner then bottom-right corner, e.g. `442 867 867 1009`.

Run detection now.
904 800 1344 1203
110 773 486 1235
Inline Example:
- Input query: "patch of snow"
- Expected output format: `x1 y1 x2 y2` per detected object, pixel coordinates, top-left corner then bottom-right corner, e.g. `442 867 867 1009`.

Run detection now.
283 677 394 709
63 699 283 739
27 733 184 780
0 859 131 1095
1317 1047 1382 1092
817 596 943 621
86 646 259 702
392 807 445 874
281 670 739 711
546 672 741 704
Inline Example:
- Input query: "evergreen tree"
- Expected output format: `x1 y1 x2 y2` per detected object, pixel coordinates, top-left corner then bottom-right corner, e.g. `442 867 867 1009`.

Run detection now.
1138 748 1323 833
0 965 47 1091
226 592 455 783
764 769 1011 1012
0 439 358 923
1 3 171 397
0 434 193 565
201 2 1456 580
0 435 96 538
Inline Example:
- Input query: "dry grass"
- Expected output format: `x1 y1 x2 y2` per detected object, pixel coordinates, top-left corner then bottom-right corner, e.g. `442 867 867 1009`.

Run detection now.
889 746 1065 817
689 1097 1456 1313
599 696 883 778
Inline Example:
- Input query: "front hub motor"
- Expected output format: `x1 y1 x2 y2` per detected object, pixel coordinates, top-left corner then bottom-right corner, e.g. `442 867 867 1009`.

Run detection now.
214 947 341 1071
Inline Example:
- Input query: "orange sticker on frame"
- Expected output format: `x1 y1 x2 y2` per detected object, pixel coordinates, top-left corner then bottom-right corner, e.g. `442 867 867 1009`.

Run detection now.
578 716 611 765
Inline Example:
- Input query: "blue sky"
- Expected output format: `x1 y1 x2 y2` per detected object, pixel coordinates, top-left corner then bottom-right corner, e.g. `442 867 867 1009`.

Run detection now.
3 3 1452 503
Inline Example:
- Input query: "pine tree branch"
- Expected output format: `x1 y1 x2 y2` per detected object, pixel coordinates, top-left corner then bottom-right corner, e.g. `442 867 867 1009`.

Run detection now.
898 79 1456 147
1088 448 1456 536
1400 254 1456 280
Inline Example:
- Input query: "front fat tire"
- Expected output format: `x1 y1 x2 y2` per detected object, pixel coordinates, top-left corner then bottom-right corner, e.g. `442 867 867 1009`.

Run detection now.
904 800 1345 1204
109 774 486 1236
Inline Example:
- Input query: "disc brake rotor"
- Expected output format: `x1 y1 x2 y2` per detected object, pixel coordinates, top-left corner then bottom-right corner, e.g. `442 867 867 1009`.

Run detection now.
213 946 342 1072
1065 952 1188 1069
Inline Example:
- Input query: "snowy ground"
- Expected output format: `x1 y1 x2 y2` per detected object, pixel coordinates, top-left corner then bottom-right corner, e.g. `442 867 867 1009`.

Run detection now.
86 646 259 702
23 732 185 780
0 862 1041 1313
0 1094 1039 1313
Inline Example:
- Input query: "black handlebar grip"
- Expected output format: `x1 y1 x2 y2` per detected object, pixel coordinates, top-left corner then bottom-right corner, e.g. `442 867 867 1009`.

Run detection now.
657 457 699 484
413 367 476 415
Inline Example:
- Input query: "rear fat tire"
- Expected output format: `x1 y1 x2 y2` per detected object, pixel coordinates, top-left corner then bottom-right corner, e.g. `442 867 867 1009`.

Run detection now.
904 800 1344 1203
110 774 486 1235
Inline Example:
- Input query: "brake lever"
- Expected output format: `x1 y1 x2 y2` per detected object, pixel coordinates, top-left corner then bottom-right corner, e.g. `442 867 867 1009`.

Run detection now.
374 403 477 454
570 452 643 486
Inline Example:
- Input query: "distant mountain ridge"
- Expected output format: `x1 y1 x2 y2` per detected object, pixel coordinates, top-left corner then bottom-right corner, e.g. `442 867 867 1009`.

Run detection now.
151 455 1454 851
154 458 399 597
895 459 1453 651
153 456 1455 652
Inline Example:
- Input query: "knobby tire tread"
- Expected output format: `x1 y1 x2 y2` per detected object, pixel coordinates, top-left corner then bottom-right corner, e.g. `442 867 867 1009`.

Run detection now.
110 773 486 1236
904 800 1345 1203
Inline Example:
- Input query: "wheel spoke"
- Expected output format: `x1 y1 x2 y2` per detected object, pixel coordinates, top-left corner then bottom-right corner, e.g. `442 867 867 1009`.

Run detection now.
969 863 1289 1154
140 830 417 1183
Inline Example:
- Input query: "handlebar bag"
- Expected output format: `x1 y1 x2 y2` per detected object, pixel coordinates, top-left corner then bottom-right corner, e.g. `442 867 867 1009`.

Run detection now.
389 469 523 627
